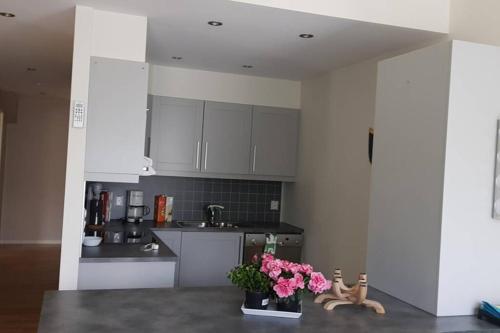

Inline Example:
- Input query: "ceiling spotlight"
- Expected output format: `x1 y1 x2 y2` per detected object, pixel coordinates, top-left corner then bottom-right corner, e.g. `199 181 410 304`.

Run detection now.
171 56 183 60
208 21 223 26
299 33 314 39
0 12 15 18
26 67 37 72
242 65 253 69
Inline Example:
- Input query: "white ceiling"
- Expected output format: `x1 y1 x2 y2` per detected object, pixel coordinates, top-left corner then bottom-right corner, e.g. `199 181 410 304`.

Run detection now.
0 0 445 98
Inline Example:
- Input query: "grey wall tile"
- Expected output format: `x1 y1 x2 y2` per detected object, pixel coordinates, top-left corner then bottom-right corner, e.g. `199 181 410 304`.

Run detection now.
87 176 281 223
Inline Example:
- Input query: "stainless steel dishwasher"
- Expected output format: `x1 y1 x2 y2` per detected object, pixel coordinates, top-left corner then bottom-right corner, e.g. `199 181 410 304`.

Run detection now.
243 233 303 264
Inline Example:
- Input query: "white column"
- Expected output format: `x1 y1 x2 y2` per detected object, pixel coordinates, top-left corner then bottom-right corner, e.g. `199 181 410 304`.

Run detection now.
59 6 147 290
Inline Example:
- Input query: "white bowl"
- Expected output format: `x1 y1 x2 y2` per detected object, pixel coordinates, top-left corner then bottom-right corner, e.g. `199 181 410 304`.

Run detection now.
83 236 102 247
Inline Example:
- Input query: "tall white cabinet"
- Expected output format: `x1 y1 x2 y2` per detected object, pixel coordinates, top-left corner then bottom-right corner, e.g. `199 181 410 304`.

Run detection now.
85 57 149 183
367 40 500 316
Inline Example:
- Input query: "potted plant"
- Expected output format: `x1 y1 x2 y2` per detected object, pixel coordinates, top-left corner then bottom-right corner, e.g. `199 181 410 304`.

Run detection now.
260 253 331 312
228 262 271 310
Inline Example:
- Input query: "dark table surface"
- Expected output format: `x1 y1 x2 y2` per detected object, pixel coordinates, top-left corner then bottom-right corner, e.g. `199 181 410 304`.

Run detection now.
37 287 497 333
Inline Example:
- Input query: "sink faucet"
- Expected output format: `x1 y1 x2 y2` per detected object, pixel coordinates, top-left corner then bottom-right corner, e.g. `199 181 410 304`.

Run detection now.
206 204 224 226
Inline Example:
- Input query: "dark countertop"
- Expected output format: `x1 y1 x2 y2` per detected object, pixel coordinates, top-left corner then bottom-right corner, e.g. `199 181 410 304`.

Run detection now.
80 242 177 263
150 221 304 234
37 287 496 333
80 220 177 263
80 220 303 263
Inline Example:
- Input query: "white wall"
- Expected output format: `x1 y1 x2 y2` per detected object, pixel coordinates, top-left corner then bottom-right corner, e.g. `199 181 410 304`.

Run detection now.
450 0 500 47
91 10 147 62
438 41 500 316
367 42 451 315
232 0 450 33
284 59 377 282
149 65 301 109
0 95 68 243
59 6 147 290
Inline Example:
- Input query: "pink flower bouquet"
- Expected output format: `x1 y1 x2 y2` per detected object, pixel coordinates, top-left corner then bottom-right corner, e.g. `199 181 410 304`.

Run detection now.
254 253 332 311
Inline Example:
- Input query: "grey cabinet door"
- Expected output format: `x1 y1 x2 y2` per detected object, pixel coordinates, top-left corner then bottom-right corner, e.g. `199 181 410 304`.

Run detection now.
85 57 148 176
202 102 252 174
152 231 182 286
251 106 299 177
152 231 182 256
150 97 204 172
179 232 243 287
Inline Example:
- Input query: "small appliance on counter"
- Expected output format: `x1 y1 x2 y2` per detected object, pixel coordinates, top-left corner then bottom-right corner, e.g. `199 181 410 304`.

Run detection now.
126 225 144 244
103 229 124 244
205 204 224 226
126 190 150 223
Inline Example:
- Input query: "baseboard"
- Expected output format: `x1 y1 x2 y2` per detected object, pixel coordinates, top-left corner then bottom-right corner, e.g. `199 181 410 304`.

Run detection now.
0 240 61 245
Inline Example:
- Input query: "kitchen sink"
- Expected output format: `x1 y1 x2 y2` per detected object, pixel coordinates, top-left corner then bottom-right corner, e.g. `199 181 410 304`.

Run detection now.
175 221 241 229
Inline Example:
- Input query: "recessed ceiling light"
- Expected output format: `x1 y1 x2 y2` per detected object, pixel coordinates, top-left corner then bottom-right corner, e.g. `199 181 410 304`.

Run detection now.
0 12 15 18
208 21 223 26
299 33 314 39
171 56 183 60
242 65 253 69
26 67 37 72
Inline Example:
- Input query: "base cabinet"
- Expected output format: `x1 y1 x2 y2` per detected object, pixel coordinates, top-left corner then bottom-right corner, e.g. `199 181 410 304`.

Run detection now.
78 261 175 290
178 232 243 287
152 231 182 286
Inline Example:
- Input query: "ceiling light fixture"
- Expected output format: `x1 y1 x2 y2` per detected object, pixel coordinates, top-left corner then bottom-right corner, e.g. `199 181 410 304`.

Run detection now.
242 65 253 69
208 21 223 26
171 56 183 60
299 33 314 39
0 12 15 18
26 67 37 72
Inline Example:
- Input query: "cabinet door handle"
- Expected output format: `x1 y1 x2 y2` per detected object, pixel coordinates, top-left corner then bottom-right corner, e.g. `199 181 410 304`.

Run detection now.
204 142 208 170
252 145 257 172
195 141 200 169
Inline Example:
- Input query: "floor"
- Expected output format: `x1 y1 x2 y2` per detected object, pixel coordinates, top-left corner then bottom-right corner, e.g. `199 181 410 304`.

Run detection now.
0 245 60 333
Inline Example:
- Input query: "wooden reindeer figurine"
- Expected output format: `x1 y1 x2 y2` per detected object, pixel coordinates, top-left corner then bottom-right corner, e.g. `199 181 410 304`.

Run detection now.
315 269 386 315
314 268 351 303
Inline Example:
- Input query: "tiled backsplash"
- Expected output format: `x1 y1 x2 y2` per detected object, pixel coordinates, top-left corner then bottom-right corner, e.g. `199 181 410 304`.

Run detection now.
88 176 282 223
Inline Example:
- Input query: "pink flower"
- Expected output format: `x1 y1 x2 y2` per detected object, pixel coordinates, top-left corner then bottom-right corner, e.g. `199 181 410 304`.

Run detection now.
308 272 332 294
261 253 274 262
300 264 313 276
283 261 302 274
273 277 295 298
251 254 258 264
261 258 284 280
289 273 305 290
260 253 275 274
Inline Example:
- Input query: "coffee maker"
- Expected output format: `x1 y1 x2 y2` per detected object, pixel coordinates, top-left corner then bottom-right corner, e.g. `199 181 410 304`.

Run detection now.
126 190 150 222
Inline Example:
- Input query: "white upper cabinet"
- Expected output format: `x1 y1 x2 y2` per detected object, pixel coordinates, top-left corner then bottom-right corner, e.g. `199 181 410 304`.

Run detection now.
85 57 149 183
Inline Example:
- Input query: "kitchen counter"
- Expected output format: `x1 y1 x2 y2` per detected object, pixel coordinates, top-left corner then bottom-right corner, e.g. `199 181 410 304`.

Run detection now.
150 221 304 234
80 220 177 263
37 287 496 333
79 220 302 263
80 242 177 263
